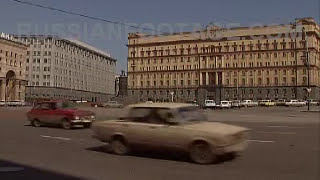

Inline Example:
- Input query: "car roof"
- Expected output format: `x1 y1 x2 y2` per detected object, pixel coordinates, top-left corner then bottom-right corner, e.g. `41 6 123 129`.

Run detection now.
128 103 194 109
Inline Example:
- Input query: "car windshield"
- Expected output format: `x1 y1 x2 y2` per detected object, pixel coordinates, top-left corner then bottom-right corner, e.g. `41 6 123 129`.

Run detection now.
56 102 75 109
177 106 207 123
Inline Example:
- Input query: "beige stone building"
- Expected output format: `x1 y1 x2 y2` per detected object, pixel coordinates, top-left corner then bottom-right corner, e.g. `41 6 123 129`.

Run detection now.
127 18 320 103
0 34 27 102
16 36 116 102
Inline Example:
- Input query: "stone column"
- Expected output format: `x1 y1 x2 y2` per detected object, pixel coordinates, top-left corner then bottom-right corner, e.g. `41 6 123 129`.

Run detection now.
206 72 209 85
215 72 219 86
0 80 5 101
15 82 20 101
200 72 203 86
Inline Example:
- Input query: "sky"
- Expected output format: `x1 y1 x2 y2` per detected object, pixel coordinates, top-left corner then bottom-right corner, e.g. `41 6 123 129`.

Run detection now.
0 0 319 73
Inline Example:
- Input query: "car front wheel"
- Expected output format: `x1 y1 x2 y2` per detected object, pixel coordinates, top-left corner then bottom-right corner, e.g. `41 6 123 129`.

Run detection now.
189 142 217 164
83 123 92 128
111 138 129 155
61 119 72 130
31 119 41 127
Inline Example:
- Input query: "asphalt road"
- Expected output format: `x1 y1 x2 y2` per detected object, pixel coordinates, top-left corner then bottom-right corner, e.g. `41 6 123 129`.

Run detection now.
0 107 319 180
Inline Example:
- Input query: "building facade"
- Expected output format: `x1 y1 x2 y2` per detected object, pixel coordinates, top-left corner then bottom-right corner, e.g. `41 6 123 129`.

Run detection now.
0 33 27 102
16 36 117 102
127 18 320 103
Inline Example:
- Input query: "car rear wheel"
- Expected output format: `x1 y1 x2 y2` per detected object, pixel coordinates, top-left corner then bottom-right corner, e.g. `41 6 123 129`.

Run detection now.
111 138 129 155
61 119 72 130
31 119 41 127
189 142 217 164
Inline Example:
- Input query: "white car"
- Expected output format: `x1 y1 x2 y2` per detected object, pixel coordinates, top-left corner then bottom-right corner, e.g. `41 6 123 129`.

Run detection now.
216 101 232 109
0 101 7 107
241 100 258 107
285 100 306 107
7 101 25 107
204 100 216 109
306 99 318 106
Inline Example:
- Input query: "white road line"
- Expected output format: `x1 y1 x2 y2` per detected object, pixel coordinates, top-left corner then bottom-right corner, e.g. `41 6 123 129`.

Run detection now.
266 126 289 128
248 140 275 143
266 126 308 129
40 135 71 141
255 131 296 135
0 167 24 172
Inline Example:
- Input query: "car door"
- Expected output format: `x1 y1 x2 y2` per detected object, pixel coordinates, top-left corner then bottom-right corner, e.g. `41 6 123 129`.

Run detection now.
142 108 188 150
122 107 158 146
38 103 53 123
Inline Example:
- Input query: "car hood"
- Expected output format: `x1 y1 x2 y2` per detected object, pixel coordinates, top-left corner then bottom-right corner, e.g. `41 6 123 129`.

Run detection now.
181 122 249 136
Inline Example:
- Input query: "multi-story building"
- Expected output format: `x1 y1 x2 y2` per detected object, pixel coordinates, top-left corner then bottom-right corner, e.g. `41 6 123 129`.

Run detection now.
16 35 117 102
0 33 27 102
127 18 320 103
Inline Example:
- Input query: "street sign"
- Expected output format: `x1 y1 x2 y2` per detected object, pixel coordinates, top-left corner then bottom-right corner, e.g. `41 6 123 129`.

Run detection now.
306 88 312 93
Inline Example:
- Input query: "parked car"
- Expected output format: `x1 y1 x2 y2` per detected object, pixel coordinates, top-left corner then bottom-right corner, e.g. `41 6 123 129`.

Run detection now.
258 100 275 107
92 103 249 164
186 100 199 107
204 100 216 109
7 101 26 107
285 100 306 107
0 101 6 107
103 101 124 108
27 101 95 129
306 99 318 106
274 99 286 106
231 100 241 108
216 101 232 109
240 100 258 107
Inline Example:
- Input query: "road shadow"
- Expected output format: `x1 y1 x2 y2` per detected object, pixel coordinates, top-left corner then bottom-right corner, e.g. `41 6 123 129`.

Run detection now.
86 145 235 164
23 124 87 130
0 159 83 180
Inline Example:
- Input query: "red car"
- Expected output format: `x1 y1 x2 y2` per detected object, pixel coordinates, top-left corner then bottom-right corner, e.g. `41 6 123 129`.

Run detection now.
27 101 95 129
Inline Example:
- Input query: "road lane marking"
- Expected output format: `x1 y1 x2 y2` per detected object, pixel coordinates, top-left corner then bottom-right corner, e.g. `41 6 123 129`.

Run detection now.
255 131 296 135
0 167 24 172
40 135 71 141
266 126 290 128
247 140 275 143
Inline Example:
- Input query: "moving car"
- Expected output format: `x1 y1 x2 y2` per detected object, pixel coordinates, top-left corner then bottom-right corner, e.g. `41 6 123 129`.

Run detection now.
240 100 258 107
103 101 124 108
285 100 306 107
258 100 275 107
204 100 216 109
27 101 95 129
216 101 232 109
92 103 249 164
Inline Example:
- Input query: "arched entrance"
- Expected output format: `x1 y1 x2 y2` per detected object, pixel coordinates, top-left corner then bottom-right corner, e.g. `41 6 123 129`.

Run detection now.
5 71 17 101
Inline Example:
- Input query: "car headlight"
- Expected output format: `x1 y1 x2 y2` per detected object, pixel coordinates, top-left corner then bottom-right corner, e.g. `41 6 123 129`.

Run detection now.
74 116 80 120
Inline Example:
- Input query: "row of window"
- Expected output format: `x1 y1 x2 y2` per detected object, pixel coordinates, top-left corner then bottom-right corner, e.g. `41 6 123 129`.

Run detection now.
0 49 23 59
130 40 308 57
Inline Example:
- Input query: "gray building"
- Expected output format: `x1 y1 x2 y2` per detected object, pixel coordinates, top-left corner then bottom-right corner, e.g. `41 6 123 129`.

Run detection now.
16 35 117 102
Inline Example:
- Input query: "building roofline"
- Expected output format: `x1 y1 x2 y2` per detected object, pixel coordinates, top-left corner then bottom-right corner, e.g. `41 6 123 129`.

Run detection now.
14 35 117 62
128 17 319 39
0 36 28 47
